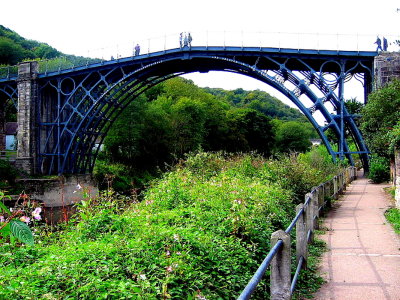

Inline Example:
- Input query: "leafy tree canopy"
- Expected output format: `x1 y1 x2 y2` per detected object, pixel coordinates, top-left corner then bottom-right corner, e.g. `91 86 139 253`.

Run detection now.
360 80 400 158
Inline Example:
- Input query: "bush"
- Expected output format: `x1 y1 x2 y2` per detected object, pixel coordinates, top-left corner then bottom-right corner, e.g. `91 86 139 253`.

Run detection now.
0 159 19 184
385 208 400 234
0 152 339 299
368 156 390 183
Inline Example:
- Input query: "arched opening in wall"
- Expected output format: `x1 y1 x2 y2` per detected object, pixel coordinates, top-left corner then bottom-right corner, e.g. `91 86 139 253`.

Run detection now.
0 93 18 160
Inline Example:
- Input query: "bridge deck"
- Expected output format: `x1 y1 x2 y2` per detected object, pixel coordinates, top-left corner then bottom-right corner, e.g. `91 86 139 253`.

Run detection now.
314 174 400 299
0 46 377 83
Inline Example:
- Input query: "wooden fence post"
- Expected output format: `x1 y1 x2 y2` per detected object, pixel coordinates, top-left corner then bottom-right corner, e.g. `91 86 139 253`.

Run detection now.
270 230 291 300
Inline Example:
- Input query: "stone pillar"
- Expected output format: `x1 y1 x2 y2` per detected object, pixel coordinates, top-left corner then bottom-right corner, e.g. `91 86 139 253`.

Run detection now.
296 204 307 270
16 61 39 175
270 230 291 300
305 193 315 243
374 52 400 89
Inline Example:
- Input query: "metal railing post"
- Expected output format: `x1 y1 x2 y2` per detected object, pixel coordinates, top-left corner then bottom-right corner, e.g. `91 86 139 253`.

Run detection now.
270 230 291 300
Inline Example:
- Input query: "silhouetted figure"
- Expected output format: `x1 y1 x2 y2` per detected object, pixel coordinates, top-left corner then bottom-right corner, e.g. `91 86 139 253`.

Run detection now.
179 32 183 49
135 44 140 56
375 36 383 52
188 32 192 48
183 32 188 47
383 37 388 51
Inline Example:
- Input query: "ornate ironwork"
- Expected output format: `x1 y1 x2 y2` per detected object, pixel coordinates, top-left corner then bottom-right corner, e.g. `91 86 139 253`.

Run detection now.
0 46 375 174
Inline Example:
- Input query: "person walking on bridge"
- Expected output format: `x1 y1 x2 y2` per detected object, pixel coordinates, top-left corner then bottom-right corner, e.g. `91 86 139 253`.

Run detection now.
375 36 383 52
134 44 140 56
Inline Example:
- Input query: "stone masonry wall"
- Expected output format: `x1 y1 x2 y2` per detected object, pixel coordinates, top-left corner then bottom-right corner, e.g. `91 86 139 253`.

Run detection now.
16 61 39 174
374 52 400 88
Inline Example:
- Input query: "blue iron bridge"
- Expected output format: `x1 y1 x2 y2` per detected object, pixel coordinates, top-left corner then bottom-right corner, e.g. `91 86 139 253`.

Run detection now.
0 45 377 175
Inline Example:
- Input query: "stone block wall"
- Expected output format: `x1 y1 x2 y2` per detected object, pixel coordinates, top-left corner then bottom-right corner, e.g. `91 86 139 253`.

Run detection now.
15 61 39 174
17 174 99 224
374 52 400 88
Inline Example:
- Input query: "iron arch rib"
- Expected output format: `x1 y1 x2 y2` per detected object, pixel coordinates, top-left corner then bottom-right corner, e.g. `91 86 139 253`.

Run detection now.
33 47 373 174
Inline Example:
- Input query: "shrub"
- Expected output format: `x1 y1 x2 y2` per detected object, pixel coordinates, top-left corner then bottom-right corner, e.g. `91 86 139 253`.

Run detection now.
368 156 390 183
0 151 340 299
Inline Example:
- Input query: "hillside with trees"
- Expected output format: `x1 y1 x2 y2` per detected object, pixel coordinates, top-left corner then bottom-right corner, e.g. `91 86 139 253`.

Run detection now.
0 25 61 64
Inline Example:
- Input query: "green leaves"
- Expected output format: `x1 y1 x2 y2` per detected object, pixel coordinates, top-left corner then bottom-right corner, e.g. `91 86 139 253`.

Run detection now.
9 220 34 246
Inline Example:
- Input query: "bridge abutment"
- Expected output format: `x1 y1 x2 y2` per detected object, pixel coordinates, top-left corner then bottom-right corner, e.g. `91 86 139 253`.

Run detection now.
16 61 39 175
374 52 400 88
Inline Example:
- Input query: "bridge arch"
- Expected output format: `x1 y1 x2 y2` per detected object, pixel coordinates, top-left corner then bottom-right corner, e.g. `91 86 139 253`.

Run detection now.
1 47 374 175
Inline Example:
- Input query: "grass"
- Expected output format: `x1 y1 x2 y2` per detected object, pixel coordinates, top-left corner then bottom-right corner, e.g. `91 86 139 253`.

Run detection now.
386 208 400 234
384 186 400 235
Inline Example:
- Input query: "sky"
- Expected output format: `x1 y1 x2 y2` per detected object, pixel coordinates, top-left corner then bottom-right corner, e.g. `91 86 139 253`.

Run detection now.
2 0 400 111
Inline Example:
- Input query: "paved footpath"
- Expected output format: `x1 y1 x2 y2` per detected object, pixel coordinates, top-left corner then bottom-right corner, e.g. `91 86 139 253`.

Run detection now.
313 174 400 300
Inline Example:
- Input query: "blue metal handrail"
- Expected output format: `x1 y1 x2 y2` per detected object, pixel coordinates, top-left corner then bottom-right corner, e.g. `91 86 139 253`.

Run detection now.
237 240 284 300
237 167 356 299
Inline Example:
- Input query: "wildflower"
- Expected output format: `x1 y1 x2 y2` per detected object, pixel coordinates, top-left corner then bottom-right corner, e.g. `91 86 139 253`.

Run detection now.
76 184 82 190
20 216 30 224
176 252 181 255
0 215 4 222
173 234 179 241
32 207 42 221
166 250 171 257
20 193 28 200
166 265 173 273
139 274 147 280
145 200 153 205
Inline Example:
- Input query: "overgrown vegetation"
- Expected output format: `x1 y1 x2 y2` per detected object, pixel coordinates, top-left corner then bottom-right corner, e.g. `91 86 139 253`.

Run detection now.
360 80 400 182
386 208 400 234
95 77 318 192
0 149 341 299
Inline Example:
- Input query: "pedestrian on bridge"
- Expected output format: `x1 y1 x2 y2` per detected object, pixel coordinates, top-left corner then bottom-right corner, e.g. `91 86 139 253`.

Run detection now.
135 44 140 56
383 36 388 51
188 32 192 48
375 36 383 52
179 32 183 49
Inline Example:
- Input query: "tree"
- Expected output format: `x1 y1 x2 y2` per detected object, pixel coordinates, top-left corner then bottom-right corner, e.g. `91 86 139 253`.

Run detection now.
275 121 312 153
225 108 275 156
360 80 400 158
0 37 27 64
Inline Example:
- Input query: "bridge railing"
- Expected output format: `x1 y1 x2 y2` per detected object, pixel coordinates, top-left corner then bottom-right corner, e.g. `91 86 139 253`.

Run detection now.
0 31 396 80
0 65 18 80
237 166 357 299
89 31 388 60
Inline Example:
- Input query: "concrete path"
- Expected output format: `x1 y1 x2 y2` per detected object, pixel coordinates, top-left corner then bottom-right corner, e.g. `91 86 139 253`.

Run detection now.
313 174 400 300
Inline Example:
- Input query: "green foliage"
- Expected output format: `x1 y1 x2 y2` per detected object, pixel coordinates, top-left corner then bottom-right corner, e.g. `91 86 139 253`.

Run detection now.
368 155 390 183
0 152 340 299
0 191 39 246
0 25 61 65
263 147 341 203
9 219 34 246
205 87 307 121
387 121 400 153
0 159 19 184
385 208 400 234
361 80 400 158
101 77 316 188
275 121 313 154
